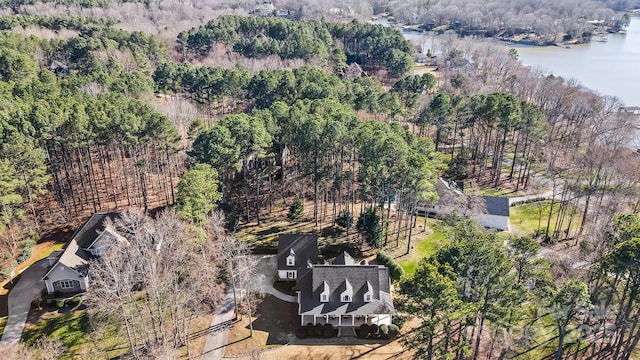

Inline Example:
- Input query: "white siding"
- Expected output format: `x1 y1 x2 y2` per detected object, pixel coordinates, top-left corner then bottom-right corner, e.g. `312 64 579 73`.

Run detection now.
474 214 509 231
278 269 297 280
369 314 392 325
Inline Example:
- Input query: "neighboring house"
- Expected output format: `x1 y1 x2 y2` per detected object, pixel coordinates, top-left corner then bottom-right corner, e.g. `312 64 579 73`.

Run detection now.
420 178 510 230
474 196 510 231
42 212 123 295
277 234 318 280
296 252 394 331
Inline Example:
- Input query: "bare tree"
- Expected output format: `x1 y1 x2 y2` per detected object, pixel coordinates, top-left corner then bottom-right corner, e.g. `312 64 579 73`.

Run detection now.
87 209 224 358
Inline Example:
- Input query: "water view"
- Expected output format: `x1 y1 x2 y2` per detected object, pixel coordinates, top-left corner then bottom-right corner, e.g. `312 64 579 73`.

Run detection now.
511 17 640 106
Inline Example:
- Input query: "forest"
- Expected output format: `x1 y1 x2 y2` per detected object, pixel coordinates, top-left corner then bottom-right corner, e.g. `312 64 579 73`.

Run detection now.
1 1 640 358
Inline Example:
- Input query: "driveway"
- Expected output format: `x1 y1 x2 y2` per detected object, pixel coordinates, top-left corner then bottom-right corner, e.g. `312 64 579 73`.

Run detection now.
1 259 48 343
201 287 237 360
200 255 297 360
255 255 297 303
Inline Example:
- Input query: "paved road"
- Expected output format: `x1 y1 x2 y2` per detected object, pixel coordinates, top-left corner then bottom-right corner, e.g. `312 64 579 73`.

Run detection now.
1 260 48 343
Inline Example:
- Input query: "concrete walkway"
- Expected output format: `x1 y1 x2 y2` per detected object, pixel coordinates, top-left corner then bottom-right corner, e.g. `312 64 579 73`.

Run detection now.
1 260 48 343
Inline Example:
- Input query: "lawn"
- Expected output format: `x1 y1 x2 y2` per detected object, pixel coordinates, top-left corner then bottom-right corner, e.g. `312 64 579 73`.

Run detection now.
396 219 449 276
509 200 582 238
0 241 65 296
21 308 90 353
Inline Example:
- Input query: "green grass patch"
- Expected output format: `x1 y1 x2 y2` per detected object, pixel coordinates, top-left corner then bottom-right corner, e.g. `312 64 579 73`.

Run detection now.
397 219 449 276
510 200 581 238
479 187 525 198
22 310 90 352
0 315 6 339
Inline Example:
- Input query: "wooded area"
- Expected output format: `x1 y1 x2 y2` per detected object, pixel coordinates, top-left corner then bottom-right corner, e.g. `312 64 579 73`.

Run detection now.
1 4 640 359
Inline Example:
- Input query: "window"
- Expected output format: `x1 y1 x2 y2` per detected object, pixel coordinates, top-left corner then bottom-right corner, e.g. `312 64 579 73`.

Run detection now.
343 295 350 302
60 280 74 289
287 256 295 266
287 271 296 279
365 295 371 302
322 294 328 302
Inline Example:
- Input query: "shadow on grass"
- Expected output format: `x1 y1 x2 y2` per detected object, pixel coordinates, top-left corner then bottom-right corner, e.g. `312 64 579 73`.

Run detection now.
21 310 90 349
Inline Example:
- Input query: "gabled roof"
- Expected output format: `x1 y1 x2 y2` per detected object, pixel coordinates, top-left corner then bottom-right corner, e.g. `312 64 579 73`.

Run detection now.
297 265 394 316
42 212 120 280
277 234 318 270
332 251 356 265
482 196 510 217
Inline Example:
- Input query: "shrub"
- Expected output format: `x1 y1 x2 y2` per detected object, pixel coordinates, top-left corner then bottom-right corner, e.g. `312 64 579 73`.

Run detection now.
287 196 304 222
392 314 406 329
379 324 389 339
69 296 82 307
369 324 379 336
296 327 307 338
56 300 65 308
388 324 400 339
323 324 334 338
376 251 404 281
335 210 353 230
357 207 382 247
314 323 323 336
17 237 37 263
306 323 315 336
359 324 370 339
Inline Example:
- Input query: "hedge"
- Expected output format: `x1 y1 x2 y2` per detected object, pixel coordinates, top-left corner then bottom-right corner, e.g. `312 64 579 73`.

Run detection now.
306 323 315 336
379 324 389 339
388 324 400 339
359 324 370 338
376 251 405 281
314 323 324 336
323 324 335 338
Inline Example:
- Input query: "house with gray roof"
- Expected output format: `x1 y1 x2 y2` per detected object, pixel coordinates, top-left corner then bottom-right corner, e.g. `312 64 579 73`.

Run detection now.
295 252 394 332
419 178 510 230
42 212 123 295
475 196 510 231
277 234 318 280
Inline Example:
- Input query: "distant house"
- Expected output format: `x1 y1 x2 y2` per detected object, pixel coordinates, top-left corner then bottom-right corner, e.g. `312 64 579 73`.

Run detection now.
296 252 395 331
49 60 70 75
277 234 318 280
253 1 275 16
42 212 123 295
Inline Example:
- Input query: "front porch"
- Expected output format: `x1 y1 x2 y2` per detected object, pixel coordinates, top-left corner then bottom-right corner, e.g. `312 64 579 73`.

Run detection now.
300 314 384 328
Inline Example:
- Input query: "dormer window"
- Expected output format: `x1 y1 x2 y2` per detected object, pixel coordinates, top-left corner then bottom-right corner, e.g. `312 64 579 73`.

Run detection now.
320 281 330 303
286 248 295 266
341 279 353 303
364 281 373 303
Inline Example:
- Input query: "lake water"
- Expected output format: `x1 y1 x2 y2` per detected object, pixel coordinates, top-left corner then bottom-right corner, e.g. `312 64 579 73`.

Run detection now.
510 17 640 106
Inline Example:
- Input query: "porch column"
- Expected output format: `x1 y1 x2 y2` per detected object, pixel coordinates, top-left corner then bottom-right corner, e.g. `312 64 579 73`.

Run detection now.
313 315 316 325
365 315 368 324
339 316 342 327
301 315 305 326
351 316 354 326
